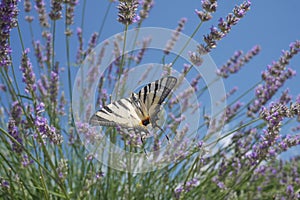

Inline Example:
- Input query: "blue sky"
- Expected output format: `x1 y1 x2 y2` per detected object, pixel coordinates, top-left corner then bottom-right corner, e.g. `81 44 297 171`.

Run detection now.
13 0 300 97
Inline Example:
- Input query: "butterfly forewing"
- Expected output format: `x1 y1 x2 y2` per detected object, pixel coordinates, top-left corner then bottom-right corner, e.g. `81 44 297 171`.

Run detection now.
138 76 177 110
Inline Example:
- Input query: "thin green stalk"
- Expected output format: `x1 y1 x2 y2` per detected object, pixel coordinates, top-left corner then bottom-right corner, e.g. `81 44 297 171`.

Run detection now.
119 24 129 76
170 21 203 66
51 21 56 69
64 4 79 145
127 145 132 200
97 1 112 42
10 22 26 96
0 128 55 182
205 117 260 148
80 0 87 30
32 137 50 199
26 20 43 75
127 24 142 68
0 68 17 101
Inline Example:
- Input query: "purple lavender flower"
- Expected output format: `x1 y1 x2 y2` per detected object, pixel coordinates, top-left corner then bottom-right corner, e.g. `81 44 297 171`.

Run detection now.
95 171 104 179
279 89 292 105
21 155 33 167
191 74 202 91
113 40 121 66
75 122 102 145
164 18 187 55
36 102 45 114
44 32 53 68
24 0 32 12
49 0 63 20
65 0 78 26
0 83 6 92
217 181 226 189
286 185 294 195
217 45 260 78
20 49 37 95
10 101 23 125
8 118 23 153
49 65 59 104
117 0 140 25
194 0 217 22
34 0 50 27
212 177 226 189
248 102 300 163
0 0 19 67
279 134 300 152
37 75 49 99
201 1 251 52
201 0 217 13
174 178 199 199
85 32 99 57
188 51 203 66
224 101 243 122
58 91 66 116
136 37 151 64
138 0 153 23
35 116 63 144
185 178 200 192
174 185 184 199
76 27 84 64
33 40 45 68
220 86 238 102
56 159 68 180
248 41 299 116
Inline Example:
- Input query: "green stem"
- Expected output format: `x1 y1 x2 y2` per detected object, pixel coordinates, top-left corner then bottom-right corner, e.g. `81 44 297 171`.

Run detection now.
80 0 87 30
119 24 129 76
0 127 70 199
170 21 203 66
97 1 112 42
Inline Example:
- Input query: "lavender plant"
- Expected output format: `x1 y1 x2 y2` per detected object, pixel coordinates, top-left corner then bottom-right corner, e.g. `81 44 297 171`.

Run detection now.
0 0 300 199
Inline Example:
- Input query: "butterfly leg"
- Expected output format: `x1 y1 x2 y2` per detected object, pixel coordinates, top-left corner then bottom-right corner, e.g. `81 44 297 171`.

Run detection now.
140 135 149 158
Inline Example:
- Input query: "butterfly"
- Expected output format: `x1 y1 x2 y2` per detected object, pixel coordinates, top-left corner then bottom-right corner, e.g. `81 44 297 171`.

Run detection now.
89 76 177 139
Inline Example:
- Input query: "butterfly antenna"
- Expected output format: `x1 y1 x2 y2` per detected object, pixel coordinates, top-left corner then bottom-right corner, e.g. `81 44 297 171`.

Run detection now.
144 148 149 158
141 136 149 158
157 125 170 144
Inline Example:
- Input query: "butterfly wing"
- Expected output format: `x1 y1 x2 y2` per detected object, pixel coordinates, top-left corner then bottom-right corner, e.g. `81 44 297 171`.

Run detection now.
137 76 177 127
89 98 145 130
138 76 177 109
89 76 177 132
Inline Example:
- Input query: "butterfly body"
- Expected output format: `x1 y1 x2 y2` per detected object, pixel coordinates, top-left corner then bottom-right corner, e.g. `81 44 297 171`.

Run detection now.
89 76 177 136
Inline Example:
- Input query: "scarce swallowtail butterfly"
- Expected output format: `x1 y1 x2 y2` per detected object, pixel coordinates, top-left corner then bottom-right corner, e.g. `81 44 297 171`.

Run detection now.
89 76 177 137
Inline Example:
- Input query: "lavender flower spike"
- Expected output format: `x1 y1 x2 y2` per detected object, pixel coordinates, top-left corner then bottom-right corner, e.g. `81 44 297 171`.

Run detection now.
8 118 23 153
49 0 63 20
34 0 50 27
20 49 37 95
0 0 19 67
117 0 140 25
164 18 187 55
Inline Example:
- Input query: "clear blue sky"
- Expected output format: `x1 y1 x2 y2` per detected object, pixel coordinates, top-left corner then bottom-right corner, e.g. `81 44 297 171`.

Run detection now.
13 0 300 98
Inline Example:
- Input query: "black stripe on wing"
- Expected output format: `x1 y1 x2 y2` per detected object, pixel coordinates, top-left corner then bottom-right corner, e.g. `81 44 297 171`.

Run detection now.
137 76 177 109
89 113 118 126
89 98 132 127
157 76 177 104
